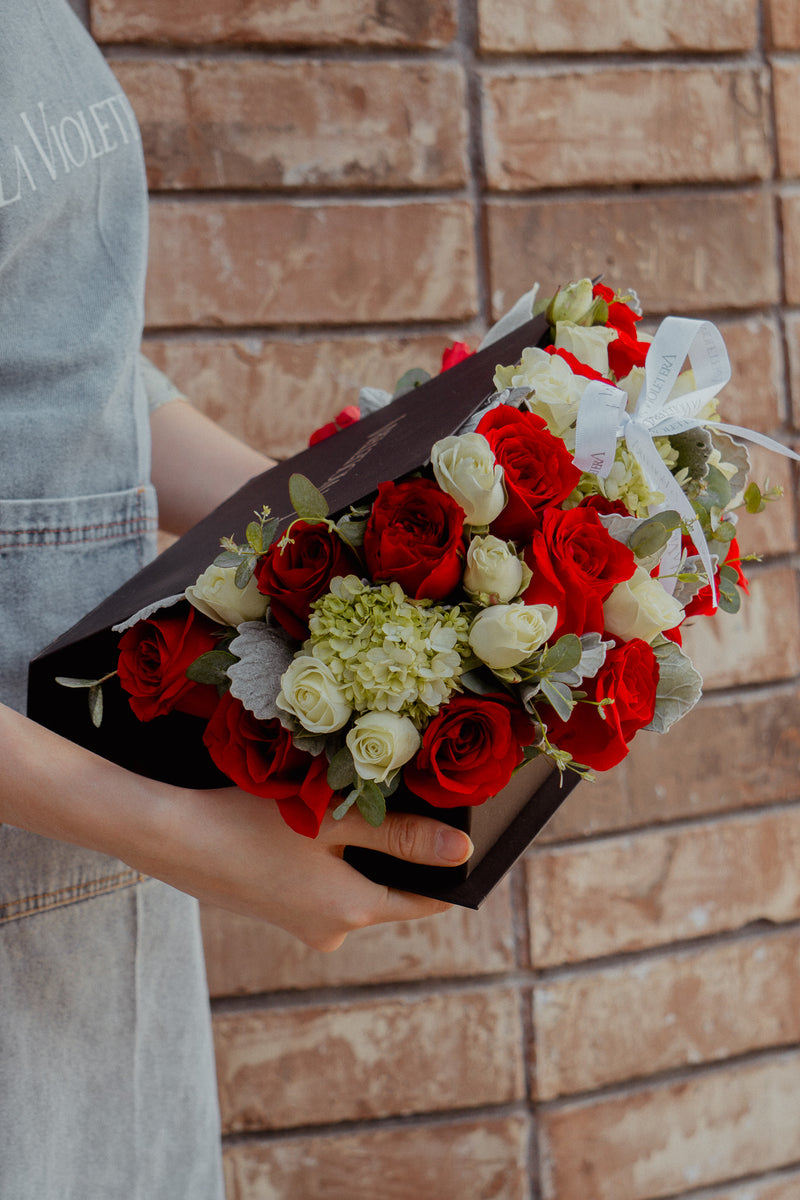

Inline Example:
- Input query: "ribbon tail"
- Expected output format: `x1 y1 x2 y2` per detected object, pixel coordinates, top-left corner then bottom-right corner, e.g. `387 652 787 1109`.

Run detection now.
710 421 800 462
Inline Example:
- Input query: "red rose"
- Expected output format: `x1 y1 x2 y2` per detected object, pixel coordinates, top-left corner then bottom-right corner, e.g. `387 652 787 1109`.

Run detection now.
440 342 474 372
255 520 359 640
363 477 464 599
521 505 636 639
202 691 334 837
542 638 659 771
308 405 361 447
404 693 535 808
476 404 582 542
608 328 649 380
117 605 220 722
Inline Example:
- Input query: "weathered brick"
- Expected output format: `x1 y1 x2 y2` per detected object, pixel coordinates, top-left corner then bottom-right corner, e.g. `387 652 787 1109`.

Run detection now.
478 0 758 53
767 0 800 48
223 1116 529 1200
772 62 800 179
528 807 800 967
781 194 800 306
487 192 779 318
783 311 800 428
113 59 468 192
537 684 800 839
483 67 771 190
92 0 458 47
539 1053 800 1200
533 929 800 1099
145 199 478 328
214 988 525 1132
142 331 476 460
201 877 515 996
684 1171 800 1200
680 565 800 689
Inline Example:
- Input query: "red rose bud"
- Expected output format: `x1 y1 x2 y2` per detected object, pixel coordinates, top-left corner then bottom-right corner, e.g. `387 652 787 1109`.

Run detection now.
439 342 474 372
542 638 659 771
522 505 637 640
308 405 361 447
117 605 220 722
404 693 535 808
476 404 582 543
255 520 359 640
202 692 334 837
363 477 465 600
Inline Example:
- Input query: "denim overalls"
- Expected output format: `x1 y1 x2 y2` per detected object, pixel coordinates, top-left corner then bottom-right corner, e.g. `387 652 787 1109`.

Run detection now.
0 3 224 1195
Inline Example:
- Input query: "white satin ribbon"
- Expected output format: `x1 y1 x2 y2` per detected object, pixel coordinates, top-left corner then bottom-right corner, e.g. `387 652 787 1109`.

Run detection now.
573 316 800 606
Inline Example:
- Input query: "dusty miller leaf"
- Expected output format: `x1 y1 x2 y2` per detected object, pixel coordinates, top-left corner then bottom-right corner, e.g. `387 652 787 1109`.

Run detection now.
645 639 703 734
356 781 387 827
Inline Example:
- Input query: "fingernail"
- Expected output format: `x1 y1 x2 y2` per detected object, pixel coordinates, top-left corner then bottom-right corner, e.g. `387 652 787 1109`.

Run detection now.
436 828 473 864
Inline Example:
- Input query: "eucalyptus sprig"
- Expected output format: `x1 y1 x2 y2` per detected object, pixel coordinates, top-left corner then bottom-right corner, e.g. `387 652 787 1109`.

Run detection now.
214 505 279 590
55 670 117 728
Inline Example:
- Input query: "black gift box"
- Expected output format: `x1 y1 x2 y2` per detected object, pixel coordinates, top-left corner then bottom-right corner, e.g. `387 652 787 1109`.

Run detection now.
28 313 580 908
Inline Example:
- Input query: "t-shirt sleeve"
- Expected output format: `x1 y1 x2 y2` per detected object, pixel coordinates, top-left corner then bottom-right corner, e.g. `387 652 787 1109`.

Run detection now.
139 353 188 414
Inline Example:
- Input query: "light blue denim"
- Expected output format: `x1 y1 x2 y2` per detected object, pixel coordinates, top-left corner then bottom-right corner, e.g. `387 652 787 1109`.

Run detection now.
0 2 224 1195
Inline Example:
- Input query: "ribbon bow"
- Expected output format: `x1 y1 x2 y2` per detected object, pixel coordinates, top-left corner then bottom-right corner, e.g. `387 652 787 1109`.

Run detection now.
573 316 800 606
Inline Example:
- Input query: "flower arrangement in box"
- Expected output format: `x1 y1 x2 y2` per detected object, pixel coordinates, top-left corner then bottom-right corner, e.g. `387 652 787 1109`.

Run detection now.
60 279 797 841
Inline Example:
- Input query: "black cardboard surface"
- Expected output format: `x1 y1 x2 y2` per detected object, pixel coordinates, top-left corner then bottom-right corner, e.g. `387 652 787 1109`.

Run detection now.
27 312 580 907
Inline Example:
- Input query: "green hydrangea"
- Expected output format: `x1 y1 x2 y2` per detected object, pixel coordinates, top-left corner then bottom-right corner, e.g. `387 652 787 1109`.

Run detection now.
308 576 470 724
570 436 681 517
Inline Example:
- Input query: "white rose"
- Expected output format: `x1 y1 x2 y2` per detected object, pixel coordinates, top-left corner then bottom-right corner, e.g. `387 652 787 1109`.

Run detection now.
603 566 685 644
493 346 584 439
554 321 616 377
463 536 528 603
469 603 558 670
185 564 268 626
431 433 506 526
276 655 352 733
346 711 421 784
546 278 596 325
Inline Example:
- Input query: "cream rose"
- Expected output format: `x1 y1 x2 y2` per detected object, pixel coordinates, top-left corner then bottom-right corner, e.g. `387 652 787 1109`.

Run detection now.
276 655 352 733
603 566 685 644
346 711 421 784
463 536 529 603
546 278 596 325
554 321 616 377
185 564 269 627
493 346 584 439
469 603 558 670
430 433 506 526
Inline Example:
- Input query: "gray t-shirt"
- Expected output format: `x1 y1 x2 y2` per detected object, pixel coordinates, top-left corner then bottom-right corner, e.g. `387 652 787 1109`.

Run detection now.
0 0 173 502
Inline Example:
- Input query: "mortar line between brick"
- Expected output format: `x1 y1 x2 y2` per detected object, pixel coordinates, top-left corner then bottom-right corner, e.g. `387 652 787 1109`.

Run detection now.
454 0 491 325
533 1041 800 1114
219 1098 530 1149
660 1159 800 1200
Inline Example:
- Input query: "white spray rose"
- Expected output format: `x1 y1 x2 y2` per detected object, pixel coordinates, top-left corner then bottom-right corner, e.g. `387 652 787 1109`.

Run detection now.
469 603 558 670
603 566 685 644
431 432 506 526
346 711 421 784
276 655 352 733
493 346 584 439
185 564 268 627
463 536 529 603
554 321 616 377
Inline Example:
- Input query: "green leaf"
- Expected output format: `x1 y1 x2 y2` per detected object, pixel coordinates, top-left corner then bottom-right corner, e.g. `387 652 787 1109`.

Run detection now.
88 684 103 728
214 550 244 568
185 649 237 687
245 521 263 554
235 556 256 590
628 511 680 561
540 677 575 722
393 367 430 397
327 747 357 791
356 781 387 827
55 675 104 689
289 473 329 520
336 515 368 549
332 791 358 821
260 516 280 551
540 634 582 676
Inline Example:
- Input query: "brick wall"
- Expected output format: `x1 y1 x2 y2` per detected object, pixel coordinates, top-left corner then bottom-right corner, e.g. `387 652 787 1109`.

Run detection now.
91 1 800 1196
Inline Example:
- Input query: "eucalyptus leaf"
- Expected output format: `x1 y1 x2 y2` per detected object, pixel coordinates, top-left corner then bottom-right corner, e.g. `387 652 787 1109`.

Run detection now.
394 367 431 397
356 781 387 827
260 516 280 551
718 587 741 615
336 515 368 549
186 649 237 688
332 791 358 821
540 634 582 676
327 746 357 791
628 512 681 561
245 521 263 554
214 550 244 568
289 473 329 520
744 481 766 514
56 675 105 689
234 557 256 590
539 677 575 722
88 684 103 729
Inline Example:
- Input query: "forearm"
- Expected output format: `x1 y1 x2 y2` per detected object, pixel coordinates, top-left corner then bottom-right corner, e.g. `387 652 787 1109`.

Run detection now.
150 399 277 535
